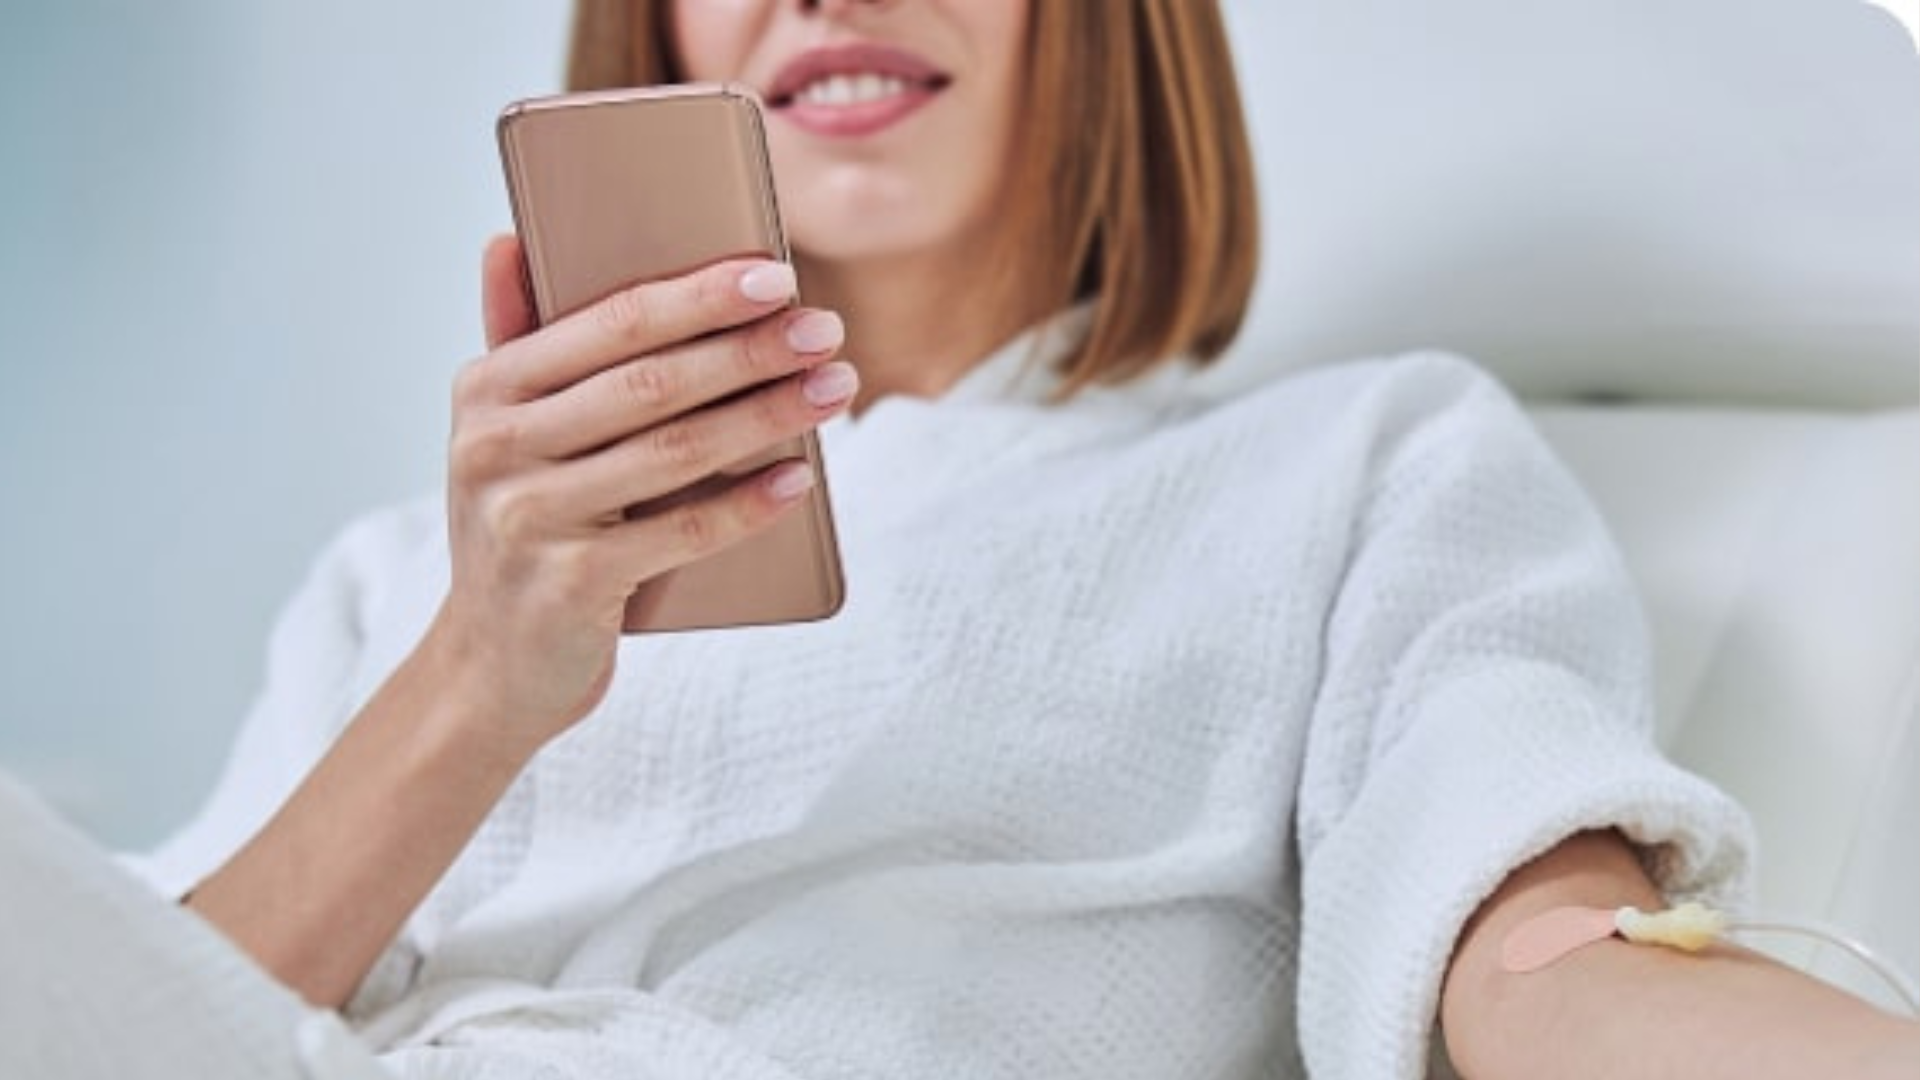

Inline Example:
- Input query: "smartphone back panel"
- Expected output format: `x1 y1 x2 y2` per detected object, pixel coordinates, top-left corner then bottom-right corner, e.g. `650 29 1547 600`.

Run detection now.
499 85 845 632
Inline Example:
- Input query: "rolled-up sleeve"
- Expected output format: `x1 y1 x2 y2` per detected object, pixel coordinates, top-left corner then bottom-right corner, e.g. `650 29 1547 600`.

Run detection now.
1292 357 1754 1078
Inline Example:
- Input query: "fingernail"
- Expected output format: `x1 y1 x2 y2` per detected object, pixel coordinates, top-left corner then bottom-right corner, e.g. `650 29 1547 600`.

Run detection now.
767 461 816 502
802 361 858 407
739 262 796 303
786 310 845 354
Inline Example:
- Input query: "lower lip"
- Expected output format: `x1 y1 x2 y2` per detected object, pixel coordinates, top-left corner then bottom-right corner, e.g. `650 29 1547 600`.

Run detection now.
773 86 941 138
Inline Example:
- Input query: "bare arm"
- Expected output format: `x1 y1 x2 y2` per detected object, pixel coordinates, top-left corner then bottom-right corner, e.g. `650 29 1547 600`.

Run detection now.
1441 830 1920 1079
185 238 857 1007
182 631 532 1007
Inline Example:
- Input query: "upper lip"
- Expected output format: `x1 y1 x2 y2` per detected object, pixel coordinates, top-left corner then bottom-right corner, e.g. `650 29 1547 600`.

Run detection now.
765 43 951 105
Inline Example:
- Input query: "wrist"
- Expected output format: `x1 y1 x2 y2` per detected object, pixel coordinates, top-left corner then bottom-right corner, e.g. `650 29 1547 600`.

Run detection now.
415 594 617 755
391 612 551 780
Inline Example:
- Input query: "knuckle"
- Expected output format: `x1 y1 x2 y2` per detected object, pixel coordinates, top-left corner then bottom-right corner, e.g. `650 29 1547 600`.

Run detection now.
452 356 494 409
644 421 707 473
693 263 737 314
547 540 602 602
728 477 801 542
479 480 549 542
738 323 791 380
449 415 519 482
594 285 657 347
618 360 677 413
668 503 719 554
730 481 784 531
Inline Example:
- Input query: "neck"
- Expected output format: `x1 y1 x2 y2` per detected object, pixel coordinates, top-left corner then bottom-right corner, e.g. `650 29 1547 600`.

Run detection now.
795 246 1030 414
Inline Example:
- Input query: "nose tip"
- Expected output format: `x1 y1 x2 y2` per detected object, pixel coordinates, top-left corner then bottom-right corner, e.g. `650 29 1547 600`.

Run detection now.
801 0 899 13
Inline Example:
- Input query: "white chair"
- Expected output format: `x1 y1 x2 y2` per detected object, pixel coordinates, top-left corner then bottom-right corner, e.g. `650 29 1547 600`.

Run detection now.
1217 0 1920 1012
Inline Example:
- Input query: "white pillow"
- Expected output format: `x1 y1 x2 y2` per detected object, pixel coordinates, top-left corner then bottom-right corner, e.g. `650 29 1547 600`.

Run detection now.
1213 0 1920 408
1535 404 1920 1009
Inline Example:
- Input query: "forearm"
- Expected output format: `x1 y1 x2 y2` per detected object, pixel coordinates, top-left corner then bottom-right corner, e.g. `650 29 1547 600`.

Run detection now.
178 245 839 1010
1442 830 1920 1080
185 618 539 1008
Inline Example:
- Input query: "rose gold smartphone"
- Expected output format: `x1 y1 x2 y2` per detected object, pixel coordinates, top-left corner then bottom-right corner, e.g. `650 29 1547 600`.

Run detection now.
498 84 845 633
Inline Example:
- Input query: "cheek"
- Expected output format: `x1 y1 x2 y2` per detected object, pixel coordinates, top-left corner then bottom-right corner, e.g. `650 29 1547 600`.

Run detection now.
975 0 1033 93
968 6 1033 169
667 0 763 81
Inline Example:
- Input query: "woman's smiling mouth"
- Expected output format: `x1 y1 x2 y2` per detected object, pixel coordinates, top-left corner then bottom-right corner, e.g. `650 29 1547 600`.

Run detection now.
767 43 951 137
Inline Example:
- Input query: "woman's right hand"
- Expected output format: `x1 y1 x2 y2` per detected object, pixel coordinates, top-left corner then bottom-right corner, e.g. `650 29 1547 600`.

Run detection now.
185 238 858 1008
425 235 858 757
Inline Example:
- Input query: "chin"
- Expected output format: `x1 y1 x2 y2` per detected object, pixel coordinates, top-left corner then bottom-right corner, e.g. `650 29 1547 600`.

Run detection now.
781 168 947 264
791 227 944 269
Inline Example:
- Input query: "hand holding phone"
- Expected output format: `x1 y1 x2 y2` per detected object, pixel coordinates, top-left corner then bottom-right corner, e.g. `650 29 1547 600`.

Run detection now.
494 84 848 634
417 85 855 749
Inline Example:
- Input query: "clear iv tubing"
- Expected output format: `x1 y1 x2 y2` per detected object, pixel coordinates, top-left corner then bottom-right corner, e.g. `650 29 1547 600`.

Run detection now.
1727 916 1920 1017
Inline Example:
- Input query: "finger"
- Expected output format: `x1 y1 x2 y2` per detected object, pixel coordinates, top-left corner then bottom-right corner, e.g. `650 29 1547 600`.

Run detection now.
607 457 820 582
482 234 537 350
512 306 846 460
481 258 798 404
537 360 856 522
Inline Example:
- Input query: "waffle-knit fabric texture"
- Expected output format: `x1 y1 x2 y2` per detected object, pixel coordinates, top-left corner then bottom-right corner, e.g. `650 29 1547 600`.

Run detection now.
136 338 1752 1079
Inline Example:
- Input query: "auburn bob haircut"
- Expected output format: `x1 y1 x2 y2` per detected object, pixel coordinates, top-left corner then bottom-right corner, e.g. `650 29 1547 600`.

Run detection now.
565 1 1259 396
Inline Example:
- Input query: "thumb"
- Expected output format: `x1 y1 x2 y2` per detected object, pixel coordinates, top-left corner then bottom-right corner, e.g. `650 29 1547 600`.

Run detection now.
481 233 537 350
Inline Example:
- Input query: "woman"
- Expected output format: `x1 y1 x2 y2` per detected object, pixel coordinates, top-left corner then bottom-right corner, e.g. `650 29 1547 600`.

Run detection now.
47 0 1920 1077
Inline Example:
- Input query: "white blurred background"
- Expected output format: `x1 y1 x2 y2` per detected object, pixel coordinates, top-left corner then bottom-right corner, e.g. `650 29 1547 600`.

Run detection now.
0 3 568 844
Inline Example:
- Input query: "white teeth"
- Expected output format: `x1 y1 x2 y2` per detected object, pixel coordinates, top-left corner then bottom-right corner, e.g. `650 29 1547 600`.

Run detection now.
793 73 913 107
